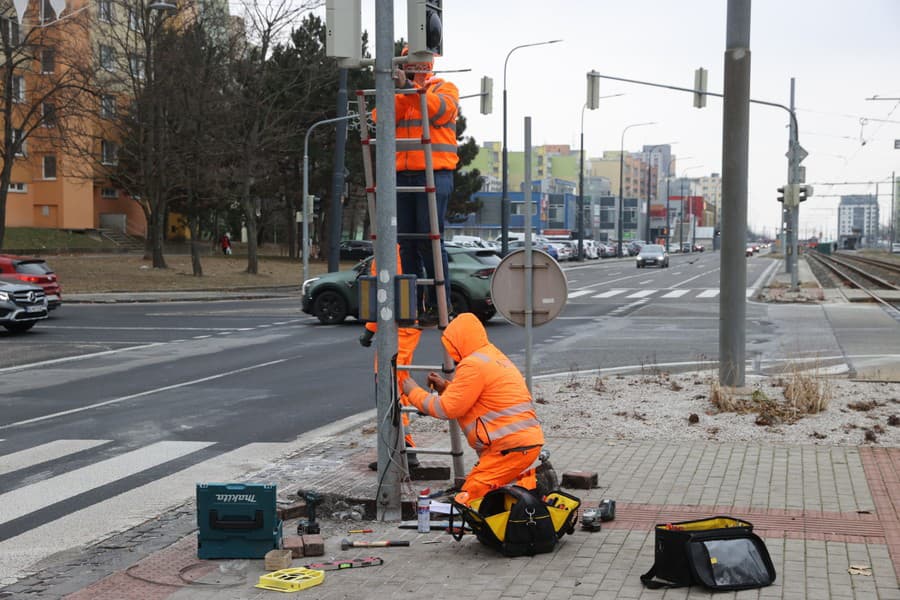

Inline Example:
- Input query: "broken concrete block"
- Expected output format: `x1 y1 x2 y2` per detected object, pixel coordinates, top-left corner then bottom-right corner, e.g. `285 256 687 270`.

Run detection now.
561 471 598 489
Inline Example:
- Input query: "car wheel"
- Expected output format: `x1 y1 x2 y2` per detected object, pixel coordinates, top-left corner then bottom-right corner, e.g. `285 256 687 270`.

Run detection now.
4 322 35 333
450 288 469 316
312 290 348 324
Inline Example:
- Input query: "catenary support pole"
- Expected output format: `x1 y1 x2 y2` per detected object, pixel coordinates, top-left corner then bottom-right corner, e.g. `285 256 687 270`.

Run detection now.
789 78 800 291
328 68 349 273
718 0 751 388
373 0 400 520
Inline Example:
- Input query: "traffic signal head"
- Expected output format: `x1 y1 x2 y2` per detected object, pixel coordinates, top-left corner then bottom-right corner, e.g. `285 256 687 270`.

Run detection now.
407 0 442 56
693 67 708 108
480 76 493 115
777 186 785 203
586 71 600 109
798 184 813 202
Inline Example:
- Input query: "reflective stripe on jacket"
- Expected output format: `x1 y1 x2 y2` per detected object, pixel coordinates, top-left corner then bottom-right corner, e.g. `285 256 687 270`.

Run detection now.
408 313 544 455
394 77 459 172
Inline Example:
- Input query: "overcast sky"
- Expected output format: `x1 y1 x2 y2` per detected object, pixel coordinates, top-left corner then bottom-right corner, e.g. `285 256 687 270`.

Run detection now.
241 0 900 240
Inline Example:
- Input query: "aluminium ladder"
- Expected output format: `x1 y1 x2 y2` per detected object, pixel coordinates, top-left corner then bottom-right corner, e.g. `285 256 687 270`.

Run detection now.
356 85 465 484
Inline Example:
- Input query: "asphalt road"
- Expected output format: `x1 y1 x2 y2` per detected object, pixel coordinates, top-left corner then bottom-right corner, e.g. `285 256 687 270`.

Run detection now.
2 249 900 582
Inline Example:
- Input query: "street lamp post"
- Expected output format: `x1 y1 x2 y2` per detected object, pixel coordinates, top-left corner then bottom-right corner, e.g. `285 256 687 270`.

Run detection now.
617 122 655 258
678 165 703 252
661 154 691 252
501 39 561 256
643 144 674 244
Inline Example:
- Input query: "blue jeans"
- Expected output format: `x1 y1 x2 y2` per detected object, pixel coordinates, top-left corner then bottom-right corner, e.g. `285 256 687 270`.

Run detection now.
396 170 453 311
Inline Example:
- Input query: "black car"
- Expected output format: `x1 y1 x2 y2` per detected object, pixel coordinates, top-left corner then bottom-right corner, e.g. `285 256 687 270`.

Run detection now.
339 240 374 261
635 244 669 268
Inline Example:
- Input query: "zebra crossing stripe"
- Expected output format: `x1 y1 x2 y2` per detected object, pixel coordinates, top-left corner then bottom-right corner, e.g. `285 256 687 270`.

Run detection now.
0 441 287 582
568 290 594 298
0 440 110 477
0 441 212 527
697 289 720 298
626 290 656 298
661 289 690 298
593 289 628 298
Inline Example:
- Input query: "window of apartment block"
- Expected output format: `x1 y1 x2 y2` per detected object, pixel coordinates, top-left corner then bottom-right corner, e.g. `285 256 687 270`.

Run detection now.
128 6 143 30
7 182 26 192
101 187 118 198
41 47 55 73
1 16 19 45
101 140 118 165
100 94 116 119
11 76 24 102
41 0 56 23
43 155 56 179
11 128 24 156
99 44 115 70
98 0 113 22
129 54 145 79
42 102 56 127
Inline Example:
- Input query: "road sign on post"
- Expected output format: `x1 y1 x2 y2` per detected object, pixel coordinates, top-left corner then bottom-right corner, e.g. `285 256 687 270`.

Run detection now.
490 249 567 326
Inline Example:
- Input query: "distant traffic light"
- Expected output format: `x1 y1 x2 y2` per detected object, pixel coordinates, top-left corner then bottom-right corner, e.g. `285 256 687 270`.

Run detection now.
798 184 813 202
586 70 601 109
408 0 442 56
693 67 708 108
480 76 493 115
777 186 785 203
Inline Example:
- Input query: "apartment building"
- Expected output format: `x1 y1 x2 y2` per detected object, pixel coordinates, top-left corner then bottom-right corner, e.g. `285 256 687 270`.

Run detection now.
838 195 879 248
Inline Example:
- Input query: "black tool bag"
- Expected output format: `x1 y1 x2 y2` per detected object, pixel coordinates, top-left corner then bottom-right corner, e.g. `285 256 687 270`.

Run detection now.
641 517 776 591
449 486 580 557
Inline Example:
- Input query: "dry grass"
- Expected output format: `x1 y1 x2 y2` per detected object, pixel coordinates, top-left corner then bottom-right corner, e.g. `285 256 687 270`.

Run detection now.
47 253 349 294
709 363 832 426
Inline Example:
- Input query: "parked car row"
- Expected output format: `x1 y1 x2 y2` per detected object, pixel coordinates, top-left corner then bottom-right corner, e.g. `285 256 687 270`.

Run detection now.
0 254 62 334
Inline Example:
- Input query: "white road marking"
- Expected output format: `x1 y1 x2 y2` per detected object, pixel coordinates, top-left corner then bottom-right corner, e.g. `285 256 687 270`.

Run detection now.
0 441 213 526
0 343 165 375
627 290 657 298
0 359 290 431
661 289 690 298
568 290 594 298
593 289 628 298
697 289 720 298
639 279 653 284
0 442 287 581
0 440 110 477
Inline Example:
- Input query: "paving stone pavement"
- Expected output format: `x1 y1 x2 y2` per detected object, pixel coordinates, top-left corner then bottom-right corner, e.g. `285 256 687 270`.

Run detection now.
2 423 895 600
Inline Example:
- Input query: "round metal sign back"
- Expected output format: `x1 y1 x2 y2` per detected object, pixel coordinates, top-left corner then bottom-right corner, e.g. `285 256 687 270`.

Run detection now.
490 249 568 326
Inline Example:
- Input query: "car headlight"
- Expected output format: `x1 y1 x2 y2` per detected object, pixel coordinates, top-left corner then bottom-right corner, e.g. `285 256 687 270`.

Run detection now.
301 277 320 297
0 290 8 301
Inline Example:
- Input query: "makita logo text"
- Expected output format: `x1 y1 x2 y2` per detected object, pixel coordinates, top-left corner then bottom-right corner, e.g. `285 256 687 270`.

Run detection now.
216 494 256 503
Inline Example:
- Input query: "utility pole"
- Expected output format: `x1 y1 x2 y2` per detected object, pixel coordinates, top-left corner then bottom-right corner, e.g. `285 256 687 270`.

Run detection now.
718 0 751 388
328 68 349 272
787 78 806 291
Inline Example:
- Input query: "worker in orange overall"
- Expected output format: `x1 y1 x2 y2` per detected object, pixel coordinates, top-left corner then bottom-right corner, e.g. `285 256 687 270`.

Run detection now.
402 313 545 504
359 246 422 469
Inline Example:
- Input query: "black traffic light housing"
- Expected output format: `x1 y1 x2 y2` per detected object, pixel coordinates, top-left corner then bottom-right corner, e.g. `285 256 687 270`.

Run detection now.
776 186 785 203
408 0 442 56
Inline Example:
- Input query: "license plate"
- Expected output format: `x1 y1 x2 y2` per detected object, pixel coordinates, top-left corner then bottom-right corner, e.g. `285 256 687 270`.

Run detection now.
25 305 44 313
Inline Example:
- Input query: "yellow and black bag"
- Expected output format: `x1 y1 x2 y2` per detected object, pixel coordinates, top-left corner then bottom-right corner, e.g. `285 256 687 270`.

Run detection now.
641 516 776 591
450 486 580 557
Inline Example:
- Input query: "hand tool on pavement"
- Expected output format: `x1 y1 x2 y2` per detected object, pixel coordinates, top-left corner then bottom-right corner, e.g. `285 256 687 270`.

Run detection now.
581 508 602 532
296 489 322 535
348 529 373 534
598 498 616 521
341 538 410 550
305 557 383 571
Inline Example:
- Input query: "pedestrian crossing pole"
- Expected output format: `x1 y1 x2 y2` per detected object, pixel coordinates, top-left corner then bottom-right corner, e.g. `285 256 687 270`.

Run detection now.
373 0 402 521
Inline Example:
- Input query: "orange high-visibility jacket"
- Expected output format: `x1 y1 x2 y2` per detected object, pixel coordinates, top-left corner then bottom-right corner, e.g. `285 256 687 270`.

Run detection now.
375 76 460 172
407 313 544 455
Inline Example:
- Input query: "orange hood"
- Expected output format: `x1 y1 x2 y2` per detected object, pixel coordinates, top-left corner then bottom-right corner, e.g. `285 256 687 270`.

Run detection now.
441 313 488 363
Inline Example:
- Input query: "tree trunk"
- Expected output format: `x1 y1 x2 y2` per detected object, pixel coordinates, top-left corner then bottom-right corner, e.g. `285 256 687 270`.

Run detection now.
151 195 168 269
190 215 203 277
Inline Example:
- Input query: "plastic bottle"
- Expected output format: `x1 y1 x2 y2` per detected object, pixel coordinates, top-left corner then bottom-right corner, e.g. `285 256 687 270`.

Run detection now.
417 487 431 533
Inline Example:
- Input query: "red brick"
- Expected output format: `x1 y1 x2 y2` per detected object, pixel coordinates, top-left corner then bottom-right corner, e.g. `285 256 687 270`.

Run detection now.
560 471 598 489
277 501 307 521
301 534 324 557
283 535 305 558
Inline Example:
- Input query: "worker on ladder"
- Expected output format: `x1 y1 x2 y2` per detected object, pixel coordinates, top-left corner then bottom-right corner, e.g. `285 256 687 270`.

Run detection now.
402 313 545 506
391 47 459 325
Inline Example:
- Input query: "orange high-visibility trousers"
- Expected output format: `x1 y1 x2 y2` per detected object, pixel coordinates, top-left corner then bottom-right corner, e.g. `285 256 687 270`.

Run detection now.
455 446 541 504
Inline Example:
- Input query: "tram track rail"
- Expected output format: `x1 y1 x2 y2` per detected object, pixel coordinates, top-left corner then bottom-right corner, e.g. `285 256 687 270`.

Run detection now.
807 250 900 310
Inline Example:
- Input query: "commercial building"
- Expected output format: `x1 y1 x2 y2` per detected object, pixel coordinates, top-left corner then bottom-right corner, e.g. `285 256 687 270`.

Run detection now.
838 195 879 249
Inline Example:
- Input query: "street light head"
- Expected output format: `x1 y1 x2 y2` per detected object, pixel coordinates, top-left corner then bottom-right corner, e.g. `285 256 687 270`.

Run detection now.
149 0 177 12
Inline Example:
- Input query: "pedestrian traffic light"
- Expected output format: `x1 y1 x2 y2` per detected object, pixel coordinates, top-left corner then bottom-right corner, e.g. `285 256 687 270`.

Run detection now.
407 0 442 56
312 195 320 214
480 76 493 115
798 184 813 202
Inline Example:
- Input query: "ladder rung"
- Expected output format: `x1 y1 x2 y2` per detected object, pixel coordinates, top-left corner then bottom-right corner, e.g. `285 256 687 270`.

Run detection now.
367 137 422 146
404 447 459 456
397 364 444 372
396 186 428 193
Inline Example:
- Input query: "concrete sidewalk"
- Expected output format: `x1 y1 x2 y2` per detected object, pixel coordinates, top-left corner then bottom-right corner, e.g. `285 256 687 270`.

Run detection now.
21 419 896 600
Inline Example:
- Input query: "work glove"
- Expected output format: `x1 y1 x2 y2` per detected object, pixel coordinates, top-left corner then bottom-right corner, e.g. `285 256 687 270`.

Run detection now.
358 329 375 348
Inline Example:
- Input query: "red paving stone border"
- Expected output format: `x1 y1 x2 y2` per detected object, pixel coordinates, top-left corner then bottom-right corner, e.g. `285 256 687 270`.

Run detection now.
63 536 215 600
860 447 900 576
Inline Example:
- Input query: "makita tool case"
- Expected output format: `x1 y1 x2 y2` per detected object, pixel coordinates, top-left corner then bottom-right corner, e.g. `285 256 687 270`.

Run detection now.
196 483 282 559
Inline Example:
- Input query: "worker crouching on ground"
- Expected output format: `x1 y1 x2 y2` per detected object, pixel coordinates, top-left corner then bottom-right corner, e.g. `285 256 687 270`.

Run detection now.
401 313 545 505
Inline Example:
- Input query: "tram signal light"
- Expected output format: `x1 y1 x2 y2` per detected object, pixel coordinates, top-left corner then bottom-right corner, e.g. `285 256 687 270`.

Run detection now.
408 0 442 56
